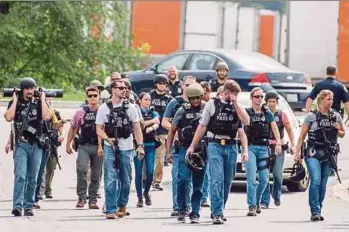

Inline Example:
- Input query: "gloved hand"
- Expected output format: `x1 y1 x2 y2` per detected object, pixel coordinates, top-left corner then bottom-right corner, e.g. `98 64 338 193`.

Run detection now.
136 146 145 160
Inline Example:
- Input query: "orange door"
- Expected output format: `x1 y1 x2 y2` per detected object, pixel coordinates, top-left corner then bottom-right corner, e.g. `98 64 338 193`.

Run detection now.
337 2 349 84
259 14 275 57
131 1 181 55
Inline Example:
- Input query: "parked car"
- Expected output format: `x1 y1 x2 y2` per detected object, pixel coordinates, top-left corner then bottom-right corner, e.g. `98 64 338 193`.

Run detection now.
127 49 312 110
209 91 309 192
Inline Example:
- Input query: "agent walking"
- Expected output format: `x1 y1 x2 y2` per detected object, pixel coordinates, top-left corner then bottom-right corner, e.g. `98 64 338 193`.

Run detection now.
296 90 345 221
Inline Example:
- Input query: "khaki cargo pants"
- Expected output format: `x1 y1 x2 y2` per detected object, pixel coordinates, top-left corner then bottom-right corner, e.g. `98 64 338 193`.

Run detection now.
152 134 167 184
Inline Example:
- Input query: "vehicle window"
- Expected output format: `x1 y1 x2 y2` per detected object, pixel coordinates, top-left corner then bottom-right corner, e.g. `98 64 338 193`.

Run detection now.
188 54 217 70
156 54 190 72
226 52 289 71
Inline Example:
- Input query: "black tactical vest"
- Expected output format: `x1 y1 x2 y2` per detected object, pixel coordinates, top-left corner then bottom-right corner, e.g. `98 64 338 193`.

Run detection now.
142 108 156 143
209 79 224 92
245 106 270 145
178 103 204 147
168 80 183 98
14 98 42 143
307 110 338 147
150 90 171 118
105 100 132 139
80 106 98 144
271 110 284 140
207 99 240 138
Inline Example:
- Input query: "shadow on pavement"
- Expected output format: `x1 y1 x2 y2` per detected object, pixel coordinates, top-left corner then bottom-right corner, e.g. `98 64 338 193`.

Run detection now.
269 220 311 224
323 223 349 230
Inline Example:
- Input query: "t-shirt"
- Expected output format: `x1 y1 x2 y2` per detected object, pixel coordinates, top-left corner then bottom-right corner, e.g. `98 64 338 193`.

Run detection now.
199 99 243 139
71 106 99 130
163 97 188 119
303 111 342 132
95 100 140 150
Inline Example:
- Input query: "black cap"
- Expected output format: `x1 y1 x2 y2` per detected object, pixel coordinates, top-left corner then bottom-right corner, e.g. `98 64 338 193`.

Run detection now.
326 66 337 76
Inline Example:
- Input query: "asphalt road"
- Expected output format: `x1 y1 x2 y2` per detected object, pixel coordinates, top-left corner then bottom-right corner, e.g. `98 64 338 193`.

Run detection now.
0 107 349 232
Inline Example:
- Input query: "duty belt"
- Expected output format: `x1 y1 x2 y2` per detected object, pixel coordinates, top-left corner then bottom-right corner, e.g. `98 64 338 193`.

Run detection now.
208 138 236 146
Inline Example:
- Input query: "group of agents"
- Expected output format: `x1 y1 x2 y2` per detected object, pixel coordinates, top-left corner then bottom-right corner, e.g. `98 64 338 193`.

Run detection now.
4 63 346 225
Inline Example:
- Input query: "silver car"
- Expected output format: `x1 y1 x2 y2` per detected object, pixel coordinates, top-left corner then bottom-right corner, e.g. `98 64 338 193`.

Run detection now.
210 92 309 192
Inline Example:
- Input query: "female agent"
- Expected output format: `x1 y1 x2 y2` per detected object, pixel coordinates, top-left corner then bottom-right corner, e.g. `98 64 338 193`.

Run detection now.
296 89 345 221
134 92 160 207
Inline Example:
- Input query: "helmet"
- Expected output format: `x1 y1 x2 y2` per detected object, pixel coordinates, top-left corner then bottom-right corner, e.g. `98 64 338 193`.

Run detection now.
289 161 306 182
154 74 168 84
216 62 229 71
265 90 279 101
90 79 103 87
185 152 205 171
185 83 204 98
19 77 36 89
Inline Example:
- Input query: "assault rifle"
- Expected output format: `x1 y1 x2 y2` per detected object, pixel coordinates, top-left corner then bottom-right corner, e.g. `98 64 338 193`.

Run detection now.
14 100 33 151
113 126 121 169
316 114 341 184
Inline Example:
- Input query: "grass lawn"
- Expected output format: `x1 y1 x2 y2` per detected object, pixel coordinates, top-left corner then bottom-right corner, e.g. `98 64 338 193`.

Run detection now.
0 90 85 102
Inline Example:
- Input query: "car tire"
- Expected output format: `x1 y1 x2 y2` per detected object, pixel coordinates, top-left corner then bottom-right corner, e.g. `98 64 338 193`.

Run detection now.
286 171 310 192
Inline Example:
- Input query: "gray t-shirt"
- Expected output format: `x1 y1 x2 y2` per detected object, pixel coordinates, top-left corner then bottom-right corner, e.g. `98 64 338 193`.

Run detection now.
303 111 343 132
200 99 243 139
96 100 140 150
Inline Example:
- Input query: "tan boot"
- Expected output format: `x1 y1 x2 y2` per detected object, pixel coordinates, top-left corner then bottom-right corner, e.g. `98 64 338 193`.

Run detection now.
117 207 126 218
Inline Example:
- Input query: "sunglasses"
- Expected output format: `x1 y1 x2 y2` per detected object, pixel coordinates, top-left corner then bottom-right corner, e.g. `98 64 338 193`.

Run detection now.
189 96 201 100
253 95 264 99
88 94 98 98
157 82 167 85
184 84 191 87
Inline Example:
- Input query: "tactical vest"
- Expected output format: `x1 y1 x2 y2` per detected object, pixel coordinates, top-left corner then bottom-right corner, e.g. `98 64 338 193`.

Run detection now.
209 79 224 92
168 80 183 98
271 110 284 140
178 103 204 147
105 100 132 139
14 99 42 144
150 90 171 118
245 107 270 145
142 108 156 143
207 99 240 138
80 106 98 144
307 110 338 147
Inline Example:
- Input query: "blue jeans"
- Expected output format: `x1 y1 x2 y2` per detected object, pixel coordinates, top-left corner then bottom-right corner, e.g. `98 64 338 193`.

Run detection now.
103 145 135 214
13 142 43 210
35 148 50 202
207 142 237 216
134 144 156 198
305 157 331 216
171 146 192 211
177 147 205 217
201 163 210 202
261 150 285 205
246 145 269 207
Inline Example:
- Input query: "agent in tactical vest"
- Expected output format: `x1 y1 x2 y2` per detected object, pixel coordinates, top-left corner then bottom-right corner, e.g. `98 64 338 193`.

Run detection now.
167 65 183 98
186 80 250 225
162 75 197 217
260 90 296 209
95 80 144 220
150 74 173 191
166 83 206 224
244 87 282 217
134 93 160 208
296 90 345 222
4 77 51 217
66 86 103 210
209 62 229 92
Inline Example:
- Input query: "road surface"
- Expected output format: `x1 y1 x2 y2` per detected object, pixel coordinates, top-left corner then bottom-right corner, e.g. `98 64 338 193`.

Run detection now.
0 107 349 232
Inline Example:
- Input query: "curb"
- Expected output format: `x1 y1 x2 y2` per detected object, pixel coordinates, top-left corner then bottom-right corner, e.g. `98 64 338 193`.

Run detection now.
332 178 349 202
0 100 82 109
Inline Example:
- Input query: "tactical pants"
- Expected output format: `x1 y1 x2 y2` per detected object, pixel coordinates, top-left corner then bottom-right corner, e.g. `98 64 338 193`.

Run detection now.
76 144 103 204
306 157 331 216
13 142 42 210
246 145 269 208
45 154 58 196
153 134 167 184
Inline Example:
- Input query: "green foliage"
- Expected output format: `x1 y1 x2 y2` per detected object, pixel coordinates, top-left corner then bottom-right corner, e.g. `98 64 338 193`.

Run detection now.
0 1 143 91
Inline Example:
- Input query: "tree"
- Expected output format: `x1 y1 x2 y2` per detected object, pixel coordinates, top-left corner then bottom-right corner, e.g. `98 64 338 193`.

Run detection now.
0 1 143 91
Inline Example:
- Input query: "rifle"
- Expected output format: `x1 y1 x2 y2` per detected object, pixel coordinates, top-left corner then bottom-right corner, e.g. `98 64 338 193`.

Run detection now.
44 120 62 170
15 99 33 146
113 126 120 169
317 114 342 184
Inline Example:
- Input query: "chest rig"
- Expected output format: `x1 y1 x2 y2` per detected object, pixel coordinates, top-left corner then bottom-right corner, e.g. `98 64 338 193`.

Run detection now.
105 100 132 139
80 106 98 144
150 90 171 118
142 107 156 142
245 106 270 146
